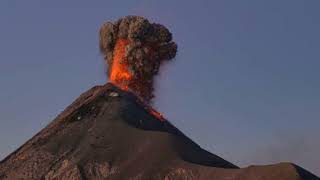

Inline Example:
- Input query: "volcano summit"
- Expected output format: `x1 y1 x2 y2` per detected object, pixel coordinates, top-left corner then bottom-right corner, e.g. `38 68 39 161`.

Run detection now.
0 16 318 180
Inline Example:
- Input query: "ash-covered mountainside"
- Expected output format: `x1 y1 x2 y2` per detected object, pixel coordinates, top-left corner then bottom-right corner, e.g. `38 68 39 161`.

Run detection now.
0 83 318 180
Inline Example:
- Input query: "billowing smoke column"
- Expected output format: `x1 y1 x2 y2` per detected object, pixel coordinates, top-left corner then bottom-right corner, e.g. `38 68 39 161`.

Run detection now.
99 16 177 103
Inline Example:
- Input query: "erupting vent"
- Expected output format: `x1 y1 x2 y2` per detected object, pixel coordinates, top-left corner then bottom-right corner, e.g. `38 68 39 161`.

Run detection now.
99 16 177 121
99 16 177 104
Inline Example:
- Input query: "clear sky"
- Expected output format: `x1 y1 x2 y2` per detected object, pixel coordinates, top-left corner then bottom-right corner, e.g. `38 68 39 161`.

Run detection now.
0 0 319 175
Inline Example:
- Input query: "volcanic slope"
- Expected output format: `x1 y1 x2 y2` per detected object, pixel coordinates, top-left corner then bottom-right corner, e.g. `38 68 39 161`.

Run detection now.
0 83 318 180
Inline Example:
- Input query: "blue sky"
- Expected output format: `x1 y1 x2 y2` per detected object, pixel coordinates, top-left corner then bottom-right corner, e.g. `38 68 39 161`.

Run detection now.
0 0 319 175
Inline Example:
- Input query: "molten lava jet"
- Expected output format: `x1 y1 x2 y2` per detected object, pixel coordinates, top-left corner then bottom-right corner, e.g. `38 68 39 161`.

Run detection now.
109 39 131 90
99 16 177 121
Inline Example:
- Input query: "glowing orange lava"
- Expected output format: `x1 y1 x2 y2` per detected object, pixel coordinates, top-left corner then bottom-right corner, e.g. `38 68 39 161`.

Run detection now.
109 39 166 122
110 39 132 90
149 108 166 121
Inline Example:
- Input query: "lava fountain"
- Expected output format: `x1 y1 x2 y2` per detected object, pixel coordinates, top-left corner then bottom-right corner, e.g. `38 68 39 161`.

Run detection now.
99 16 177 120
109 39 131 90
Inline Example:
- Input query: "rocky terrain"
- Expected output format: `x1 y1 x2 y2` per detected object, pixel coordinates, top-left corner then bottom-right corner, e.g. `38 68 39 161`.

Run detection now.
0 83 318 180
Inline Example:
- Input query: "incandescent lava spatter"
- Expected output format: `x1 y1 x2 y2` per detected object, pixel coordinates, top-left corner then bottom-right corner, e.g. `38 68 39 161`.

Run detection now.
99 16 177 103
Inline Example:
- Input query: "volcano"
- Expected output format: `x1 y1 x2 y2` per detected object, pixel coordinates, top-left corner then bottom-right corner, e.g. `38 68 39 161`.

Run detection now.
0 83 318 180
1 16 318 180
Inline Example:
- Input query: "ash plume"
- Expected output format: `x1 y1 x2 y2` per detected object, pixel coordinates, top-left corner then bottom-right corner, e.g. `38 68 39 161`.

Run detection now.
99 16 177 103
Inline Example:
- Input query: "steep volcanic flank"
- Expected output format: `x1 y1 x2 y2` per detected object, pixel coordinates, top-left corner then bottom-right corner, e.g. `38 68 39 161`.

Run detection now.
0 84 318 179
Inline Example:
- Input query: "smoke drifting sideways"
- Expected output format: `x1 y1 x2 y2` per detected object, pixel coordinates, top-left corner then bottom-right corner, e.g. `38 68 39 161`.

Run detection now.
99 16 177 103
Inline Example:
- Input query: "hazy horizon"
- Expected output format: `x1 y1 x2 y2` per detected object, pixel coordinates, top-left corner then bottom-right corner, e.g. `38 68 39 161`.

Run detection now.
0 0 319 175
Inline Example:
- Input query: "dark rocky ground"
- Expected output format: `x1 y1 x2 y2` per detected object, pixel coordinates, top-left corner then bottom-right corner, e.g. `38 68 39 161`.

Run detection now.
0 83 318 180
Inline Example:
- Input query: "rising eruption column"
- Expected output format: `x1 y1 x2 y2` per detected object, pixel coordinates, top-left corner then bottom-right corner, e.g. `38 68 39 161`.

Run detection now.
99 16 177 104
